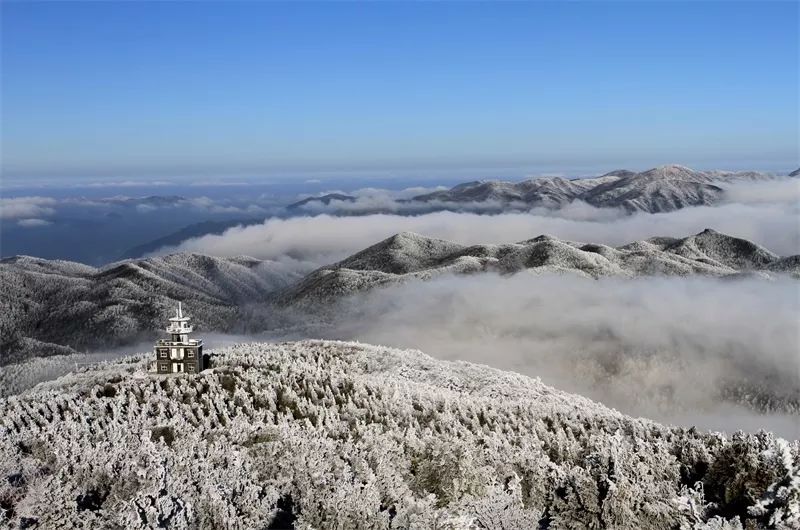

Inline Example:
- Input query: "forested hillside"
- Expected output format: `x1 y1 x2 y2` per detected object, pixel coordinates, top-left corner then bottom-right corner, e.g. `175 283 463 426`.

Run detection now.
1 341 797 528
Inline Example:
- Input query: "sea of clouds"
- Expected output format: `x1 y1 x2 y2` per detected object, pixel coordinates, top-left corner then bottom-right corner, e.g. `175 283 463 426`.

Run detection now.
312 273 800 439
157 178 800 265
145 177 800 437
5 177 798 437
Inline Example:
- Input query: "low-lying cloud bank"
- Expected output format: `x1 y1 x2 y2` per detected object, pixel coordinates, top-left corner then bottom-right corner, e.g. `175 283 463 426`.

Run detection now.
302 273 799 438
0 196 57 220
159 185 799 265
79 177 800 437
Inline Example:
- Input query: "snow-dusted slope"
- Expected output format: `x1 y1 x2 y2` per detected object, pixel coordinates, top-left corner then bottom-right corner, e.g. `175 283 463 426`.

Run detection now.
411 174 620 209
580 165 724 213
0 340 796 529
3 229 796 364
278 229 799 305
0 253 299 364
411 165 779 213
119 218 265 260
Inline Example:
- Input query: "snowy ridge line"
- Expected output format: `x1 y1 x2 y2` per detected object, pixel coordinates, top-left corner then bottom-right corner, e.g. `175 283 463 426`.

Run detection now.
2 228 798 366
1 340 797 529
278 228 800 305
409 164 789 214
0 252 303 365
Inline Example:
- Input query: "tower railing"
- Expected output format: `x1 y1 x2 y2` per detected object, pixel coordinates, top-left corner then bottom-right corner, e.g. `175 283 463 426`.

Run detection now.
166 323 193 334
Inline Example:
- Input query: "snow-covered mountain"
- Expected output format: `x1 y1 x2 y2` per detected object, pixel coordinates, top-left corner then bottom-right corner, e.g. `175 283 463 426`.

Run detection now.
411 165 778 213
1 340 796 529
278 229 799 305
410 173 621 209
580 165 724 213
3 229 797 364
0 254 300 364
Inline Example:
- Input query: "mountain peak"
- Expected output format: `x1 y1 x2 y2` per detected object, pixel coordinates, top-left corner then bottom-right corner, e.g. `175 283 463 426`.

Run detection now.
288 193 357 209
639 164 700 178
600 169 636 178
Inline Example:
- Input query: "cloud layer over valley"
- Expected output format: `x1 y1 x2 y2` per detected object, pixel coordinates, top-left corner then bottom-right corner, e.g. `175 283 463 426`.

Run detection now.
3 177 798 439
158 178 800 265
142 179 800 437
278 273 800 438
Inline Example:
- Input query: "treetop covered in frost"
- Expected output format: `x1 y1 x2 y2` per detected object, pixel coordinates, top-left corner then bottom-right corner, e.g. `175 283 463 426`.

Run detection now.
1 340 797 529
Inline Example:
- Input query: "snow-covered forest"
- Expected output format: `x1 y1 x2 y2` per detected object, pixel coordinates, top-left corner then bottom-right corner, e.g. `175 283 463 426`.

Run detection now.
1 341 797 529
3 1 799 528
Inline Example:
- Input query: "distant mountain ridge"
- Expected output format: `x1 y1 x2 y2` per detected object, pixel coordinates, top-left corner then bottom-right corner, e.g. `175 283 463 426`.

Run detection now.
0 253 302 364
119 218 264 259
277 229 799 305
2 229 797 364
288 193 357 209
410 164 779 213
114 166 790 261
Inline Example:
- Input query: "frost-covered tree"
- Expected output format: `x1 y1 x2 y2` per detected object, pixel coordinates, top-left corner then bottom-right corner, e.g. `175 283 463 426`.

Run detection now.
0 340 796 528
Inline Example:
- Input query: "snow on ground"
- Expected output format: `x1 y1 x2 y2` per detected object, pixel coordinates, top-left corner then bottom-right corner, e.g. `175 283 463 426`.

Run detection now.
1 340 797 529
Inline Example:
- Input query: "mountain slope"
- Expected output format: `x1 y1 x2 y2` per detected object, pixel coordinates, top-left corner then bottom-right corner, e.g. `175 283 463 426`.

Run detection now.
287 193 357 210
580 165 723 213
3 229 797 364
1 340 796 529
412 174 620 208
411 164 778 213
119 218 264 260
0 254 300 365
278 229 799 305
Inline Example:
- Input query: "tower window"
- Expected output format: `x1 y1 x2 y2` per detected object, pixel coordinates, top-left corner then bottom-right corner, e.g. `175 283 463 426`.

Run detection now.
159 363 168 372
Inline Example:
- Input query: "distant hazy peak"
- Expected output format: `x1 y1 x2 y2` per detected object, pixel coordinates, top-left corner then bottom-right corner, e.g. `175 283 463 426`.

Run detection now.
600 169 636 178
408 164 779 213
288 193 357 209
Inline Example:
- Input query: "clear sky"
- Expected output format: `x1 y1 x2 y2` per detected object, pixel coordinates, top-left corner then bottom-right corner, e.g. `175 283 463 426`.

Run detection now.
2 1 798 182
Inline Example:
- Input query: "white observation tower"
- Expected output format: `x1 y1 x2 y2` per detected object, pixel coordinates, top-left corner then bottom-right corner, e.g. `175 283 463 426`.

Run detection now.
155 302 204 374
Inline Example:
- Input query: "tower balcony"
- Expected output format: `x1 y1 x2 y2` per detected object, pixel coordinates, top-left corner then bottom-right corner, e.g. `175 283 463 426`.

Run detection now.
157 338 203 346
166 324 193 334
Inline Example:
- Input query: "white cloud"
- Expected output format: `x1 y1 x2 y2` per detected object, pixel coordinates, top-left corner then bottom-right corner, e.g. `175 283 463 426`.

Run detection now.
158 194 799 265
0 196 57 220
305 273 800 438
290 185 451 215
84 180 174 188
718 177 800 205
16 218 52 227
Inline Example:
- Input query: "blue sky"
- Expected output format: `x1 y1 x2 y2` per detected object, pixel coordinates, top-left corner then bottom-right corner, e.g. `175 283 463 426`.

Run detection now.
2 1 797 181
